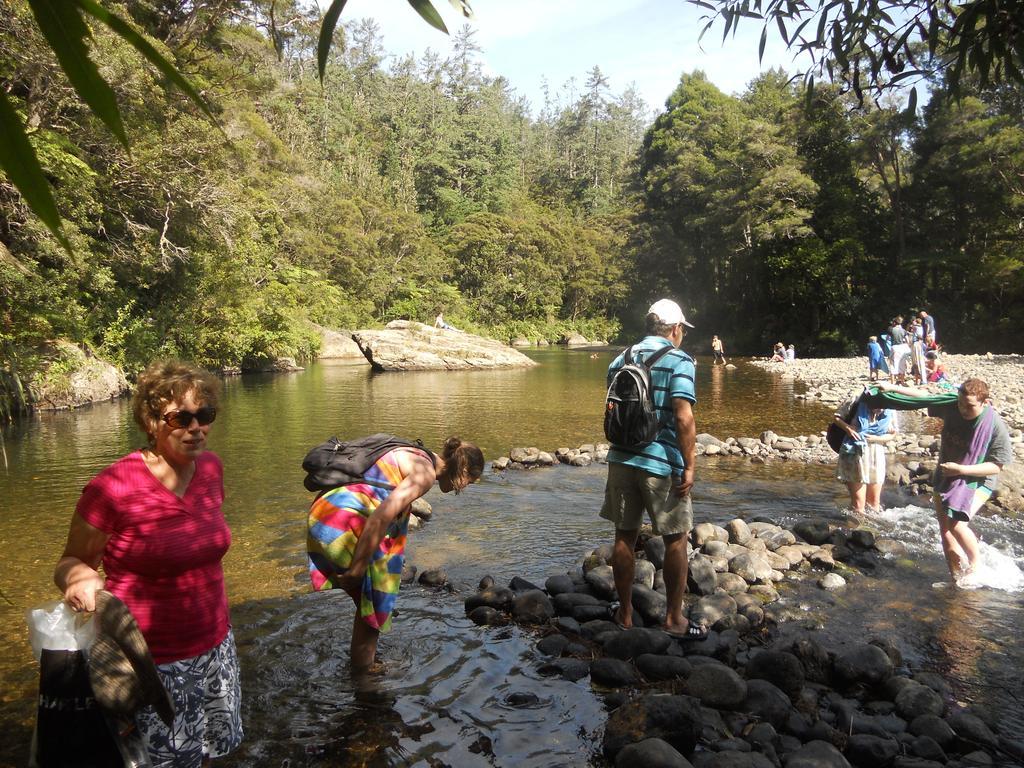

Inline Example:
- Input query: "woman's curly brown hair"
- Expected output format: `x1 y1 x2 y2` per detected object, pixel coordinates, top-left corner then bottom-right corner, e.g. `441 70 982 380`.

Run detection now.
132 360 221 442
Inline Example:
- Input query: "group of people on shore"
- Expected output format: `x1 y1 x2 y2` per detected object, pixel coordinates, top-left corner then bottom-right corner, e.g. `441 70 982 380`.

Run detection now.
49 300 1011 765
868 310 945 385
770 341 796 362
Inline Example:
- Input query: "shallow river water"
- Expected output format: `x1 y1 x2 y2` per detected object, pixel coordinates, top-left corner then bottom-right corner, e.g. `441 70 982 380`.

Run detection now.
1 351 1023 767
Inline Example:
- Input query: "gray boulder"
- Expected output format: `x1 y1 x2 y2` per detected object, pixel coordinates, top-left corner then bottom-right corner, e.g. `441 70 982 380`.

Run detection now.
910 735 947 762
418 568 448 587
615 738 694 768
645 536 667 570
510 590 554 624
745 650 805 700
792 520 832 545
465 586 514 613
833 643 893 687
748 585 780 603
538 658 590 682
717 572 750 594
783 740 852 768
314 325 367 360
947 710 998 750
908 715 956 749
410 498 433 520
693 752 774 768
895 683 945 720
760 529 797 551
845 734 899 767
727 519 754 545
552 591 600 615
603 694 703 759
537 634 569 656
28 340 129 410
848 529 875 549
819 573 847 591
545 573 576 596
554 616 581 635
730 552 774 583
687 553 719 595
637 653 693 681
575 604 616 623
742 679 793 730
692 522 729 547
591 657 641 688
584 565 617 599
603 627 672 661
467 606 504 626
632 584 669 626
686 662 748 710
352 321 538 371
635 559 657 589
690 594 738 628
581 619 621 640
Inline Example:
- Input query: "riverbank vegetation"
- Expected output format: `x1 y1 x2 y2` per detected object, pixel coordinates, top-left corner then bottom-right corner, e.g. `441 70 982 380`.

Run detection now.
1 1 1022 400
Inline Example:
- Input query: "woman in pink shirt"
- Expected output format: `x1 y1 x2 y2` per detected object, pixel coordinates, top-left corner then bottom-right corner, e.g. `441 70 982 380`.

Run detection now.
54 360 241 767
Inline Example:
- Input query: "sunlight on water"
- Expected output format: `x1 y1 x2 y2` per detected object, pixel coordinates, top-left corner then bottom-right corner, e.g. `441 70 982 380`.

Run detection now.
869 503 1024 592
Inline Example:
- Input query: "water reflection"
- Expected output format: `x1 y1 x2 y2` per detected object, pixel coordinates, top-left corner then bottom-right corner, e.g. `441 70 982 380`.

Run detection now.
227 591 606 767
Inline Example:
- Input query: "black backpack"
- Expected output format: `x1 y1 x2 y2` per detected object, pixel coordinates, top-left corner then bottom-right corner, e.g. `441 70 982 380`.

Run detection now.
825 396 862 453
301 433 434 493
603 344 674 448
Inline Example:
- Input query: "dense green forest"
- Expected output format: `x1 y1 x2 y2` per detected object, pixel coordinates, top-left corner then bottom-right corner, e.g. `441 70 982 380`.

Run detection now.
1 1 1022 398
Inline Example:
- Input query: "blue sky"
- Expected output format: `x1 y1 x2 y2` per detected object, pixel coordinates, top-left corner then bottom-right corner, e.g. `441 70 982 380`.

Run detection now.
339 0 808 116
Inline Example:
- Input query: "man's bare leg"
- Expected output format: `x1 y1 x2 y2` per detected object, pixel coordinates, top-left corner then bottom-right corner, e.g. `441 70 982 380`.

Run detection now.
936 506 970 579
949 520 980 575
661 532 690 634
611 528 639 627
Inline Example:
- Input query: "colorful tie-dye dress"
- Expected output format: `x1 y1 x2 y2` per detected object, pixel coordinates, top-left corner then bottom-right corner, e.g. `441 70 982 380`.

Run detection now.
307 448 430 631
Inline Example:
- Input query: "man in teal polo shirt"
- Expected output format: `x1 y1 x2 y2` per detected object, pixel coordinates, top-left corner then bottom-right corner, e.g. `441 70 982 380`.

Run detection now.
600 299 704 640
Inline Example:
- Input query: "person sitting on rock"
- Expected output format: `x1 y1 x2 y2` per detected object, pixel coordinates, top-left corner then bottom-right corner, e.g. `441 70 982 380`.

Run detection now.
876 379 1014 585
771 342 785 362
434 312 457 331
925 350 950 385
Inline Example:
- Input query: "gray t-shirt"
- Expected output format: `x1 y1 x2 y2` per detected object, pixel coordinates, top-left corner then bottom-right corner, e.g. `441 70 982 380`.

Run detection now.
929 403 1014 491
890 325 907 344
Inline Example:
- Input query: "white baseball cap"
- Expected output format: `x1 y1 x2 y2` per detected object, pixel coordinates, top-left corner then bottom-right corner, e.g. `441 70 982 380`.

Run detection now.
647 299 694 328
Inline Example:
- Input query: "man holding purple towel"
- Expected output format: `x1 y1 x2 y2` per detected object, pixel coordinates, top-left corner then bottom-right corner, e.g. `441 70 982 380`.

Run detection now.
878 379 1013 585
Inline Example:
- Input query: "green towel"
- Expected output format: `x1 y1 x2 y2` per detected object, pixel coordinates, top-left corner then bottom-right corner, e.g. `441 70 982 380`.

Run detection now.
860 386 957 411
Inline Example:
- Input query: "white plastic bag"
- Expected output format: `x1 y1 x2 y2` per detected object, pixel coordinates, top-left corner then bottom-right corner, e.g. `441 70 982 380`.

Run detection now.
26 600 96 661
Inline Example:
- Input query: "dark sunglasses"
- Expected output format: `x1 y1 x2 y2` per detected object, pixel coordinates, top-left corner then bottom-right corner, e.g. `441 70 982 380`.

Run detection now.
161 406 217 429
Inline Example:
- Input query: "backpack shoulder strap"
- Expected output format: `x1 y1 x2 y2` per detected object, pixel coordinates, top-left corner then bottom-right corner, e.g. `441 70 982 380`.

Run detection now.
642 344 674 369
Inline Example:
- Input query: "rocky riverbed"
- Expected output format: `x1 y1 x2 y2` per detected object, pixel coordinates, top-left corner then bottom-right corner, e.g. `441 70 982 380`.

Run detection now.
450 514 1023 768
750 355 1024 430
493 433 1024 513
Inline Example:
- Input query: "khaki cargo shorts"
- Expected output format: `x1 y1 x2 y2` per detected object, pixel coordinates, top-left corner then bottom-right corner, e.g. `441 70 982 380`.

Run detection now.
600 462 693 536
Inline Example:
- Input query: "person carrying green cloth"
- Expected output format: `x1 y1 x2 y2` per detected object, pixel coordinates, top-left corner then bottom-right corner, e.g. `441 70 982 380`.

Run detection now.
874 380 1015 585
